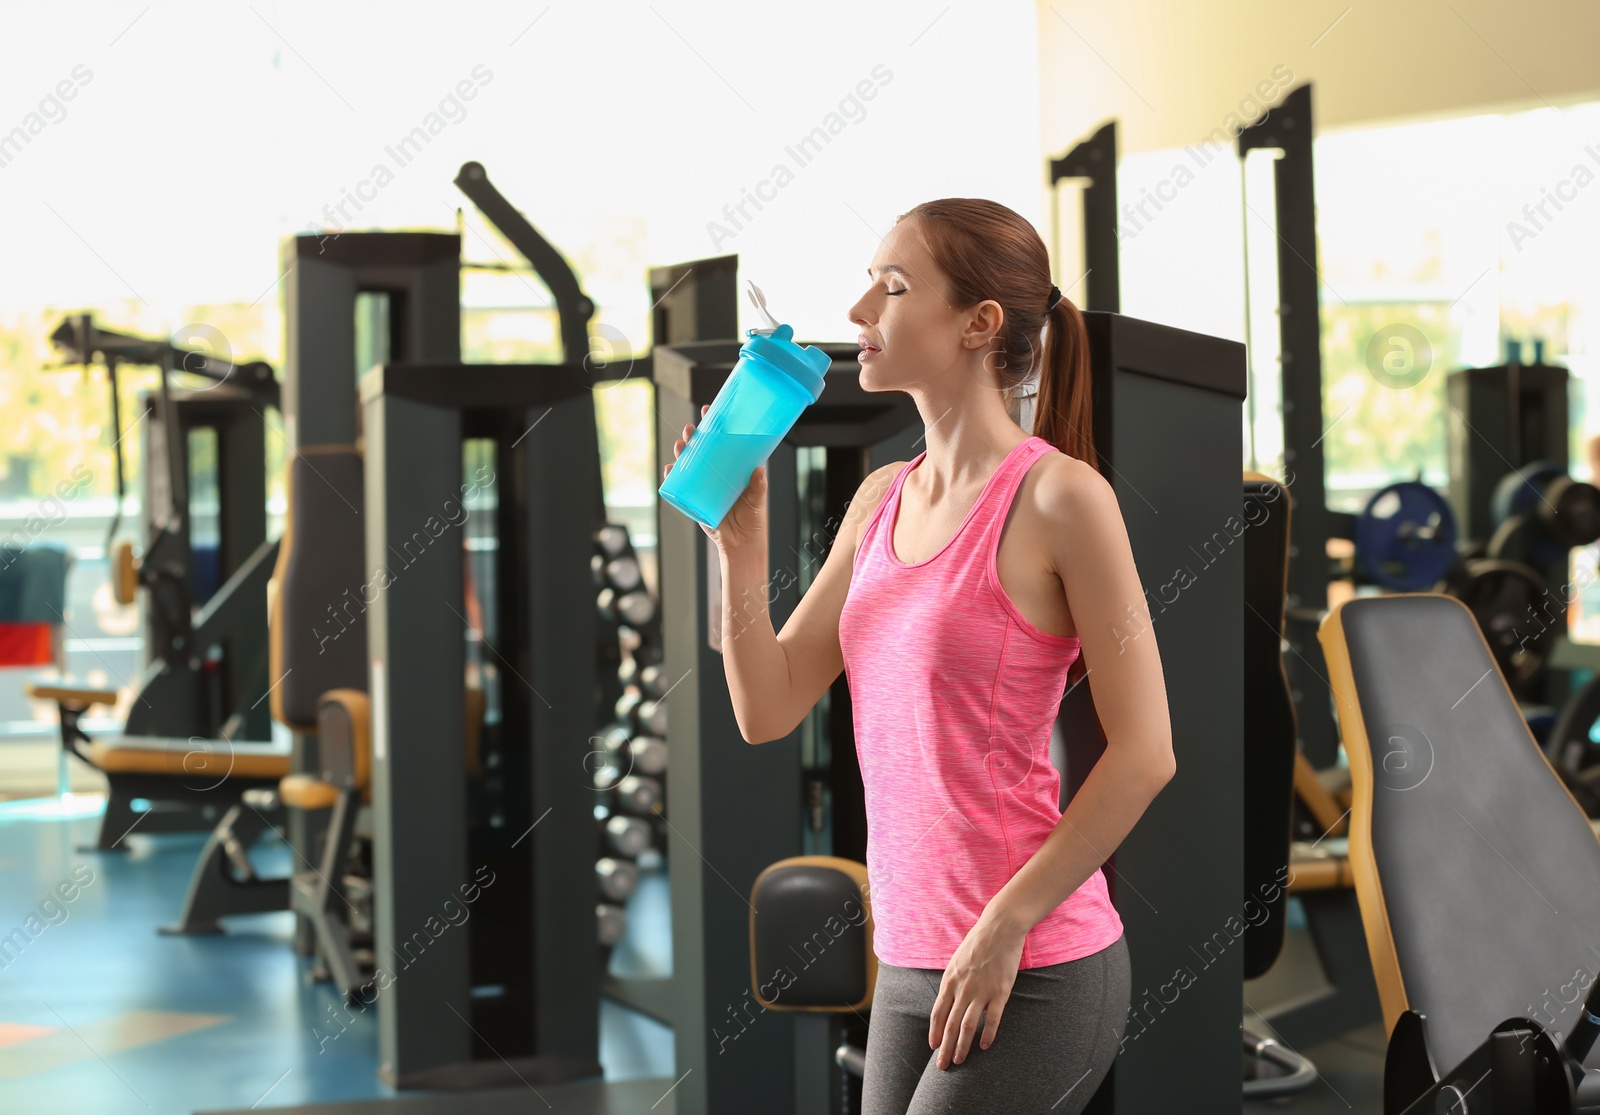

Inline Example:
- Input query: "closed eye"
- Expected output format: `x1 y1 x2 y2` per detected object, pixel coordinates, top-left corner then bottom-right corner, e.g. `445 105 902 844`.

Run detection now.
887 288 907 296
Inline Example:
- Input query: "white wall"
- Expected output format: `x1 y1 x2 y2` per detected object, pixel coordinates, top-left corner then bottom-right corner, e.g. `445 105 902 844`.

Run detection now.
1037 0 1600 157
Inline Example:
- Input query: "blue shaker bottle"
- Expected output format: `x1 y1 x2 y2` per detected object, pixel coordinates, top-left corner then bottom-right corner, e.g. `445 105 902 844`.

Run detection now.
658 323 831 529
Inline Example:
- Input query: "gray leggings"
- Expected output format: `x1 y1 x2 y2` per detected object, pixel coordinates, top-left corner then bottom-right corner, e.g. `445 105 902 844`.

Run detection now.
860 934 1130 1115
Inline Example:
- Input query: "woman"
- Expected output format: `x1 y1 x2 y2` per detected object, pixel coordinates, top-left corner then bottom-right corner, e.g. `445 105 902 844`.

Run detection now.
662 198 1175 1114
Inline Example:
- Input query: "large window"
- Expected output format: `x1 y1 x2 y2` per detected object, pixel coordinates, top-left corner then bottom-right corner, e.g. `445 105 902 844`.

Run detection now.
1117 98 1600 512
0 236 660 748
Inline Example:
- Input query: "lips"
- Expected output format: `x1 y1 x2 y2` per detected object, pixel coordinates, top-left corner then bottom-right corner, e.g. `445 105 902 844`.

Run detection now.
858 339 881 360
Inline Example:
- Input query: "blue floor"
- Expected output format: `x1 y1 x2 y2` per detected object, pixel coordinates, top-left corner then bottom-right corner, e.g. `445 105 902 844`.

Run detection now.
0 800 674 1114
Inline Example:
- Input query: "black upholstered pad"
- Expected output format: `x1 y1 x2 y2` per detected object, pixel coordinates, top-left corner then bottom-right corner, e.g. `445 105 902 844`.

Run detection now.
1242 474 1296 979
274 449 367 728
316 689 369 789
750 857 874 1011
1324 593 1600 1074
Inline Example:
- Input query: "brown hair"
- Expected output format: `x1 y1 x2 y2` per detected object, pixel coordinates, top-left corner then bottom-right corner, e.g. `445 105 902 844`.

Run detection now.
896 199 1097 473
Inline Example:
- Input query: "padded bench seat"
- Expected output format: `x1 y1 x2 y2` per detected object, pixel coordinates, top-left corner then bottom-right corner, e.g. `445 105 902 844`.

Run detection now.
25 683 119 709
86 738 292 780
27 676 296 849
279 773 341 810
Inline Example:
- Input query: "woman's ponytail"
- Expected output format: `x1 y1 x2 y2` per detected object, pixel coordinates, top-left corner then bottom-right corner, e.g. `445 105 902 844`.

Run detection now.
1033 296 1098 475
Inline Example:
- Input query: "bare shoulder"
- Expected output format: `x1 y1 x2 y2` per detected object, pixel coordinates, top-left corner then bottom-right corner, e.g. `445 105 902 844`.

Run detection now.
1033 450 1117 520
1029 452 1125 572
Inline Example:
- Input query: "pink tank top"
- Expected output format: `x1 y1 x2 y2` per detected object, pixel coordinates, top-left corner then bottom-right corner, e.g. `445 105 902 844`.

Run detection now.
838 435 1124 969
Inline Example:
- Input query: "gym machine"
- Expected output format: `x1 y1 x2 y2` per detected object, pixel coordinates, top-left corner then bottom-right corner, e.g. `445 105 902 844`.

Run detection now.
1333 362 1600 713
159 223 462 949
1220 80 1389 1061
323 159 680 1088
1316 593 1600 1114
1235 83 1341 772
274 212 739 1094
1052 107 1359 1095
30 315 287 849
1447 356 1600 815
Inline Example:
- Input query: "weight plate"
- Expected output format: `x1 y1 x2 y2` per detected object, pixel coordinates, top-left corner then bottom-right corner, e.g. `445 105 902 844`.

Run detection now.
1545 476 1600 547
1446 559 1558 690
1354 481 1459 591
1490 460 1567 526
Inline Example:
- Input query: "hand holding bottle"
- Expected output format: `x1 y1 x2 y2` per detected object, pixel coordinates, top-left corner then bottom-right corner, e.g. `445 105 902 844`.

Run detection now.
663 404 768 555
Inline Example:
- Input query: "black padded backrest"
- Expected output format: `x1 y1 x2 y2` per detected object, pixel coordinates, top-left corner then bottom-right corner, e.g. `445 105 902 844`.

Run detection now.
1242 473 1296 979
271 448 367 729
316 691 368 790
750 858 875 1012
1321 593 1600 1073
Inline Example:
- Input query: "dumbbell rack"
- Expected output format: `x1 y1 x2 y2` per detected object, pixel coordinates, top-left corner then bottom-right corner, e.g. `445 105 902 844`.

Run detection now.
591 522 669 965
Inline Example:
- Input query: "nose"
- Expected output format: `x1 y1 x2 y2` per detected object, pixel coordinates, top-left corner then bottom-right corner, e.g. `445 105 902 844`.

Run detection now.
847 291 875 331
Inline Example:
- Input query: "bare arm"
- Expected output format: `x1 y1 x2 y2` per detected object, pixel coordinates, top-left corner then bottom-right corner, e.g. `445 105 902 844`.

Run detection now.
721 461 903 744
981 455 1176 936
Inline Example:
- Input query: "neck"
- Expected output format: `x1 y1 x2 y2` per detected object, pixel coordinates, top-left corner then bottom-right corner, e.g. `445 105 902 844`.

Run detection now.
907 379 1029 499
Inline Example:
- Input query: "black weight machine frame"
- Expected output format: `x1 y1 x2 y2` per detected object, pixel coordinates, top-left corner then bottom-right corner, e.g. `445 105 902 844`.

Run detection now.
40 316 285 850
1049 94 1383 1080
314 161 627 1089
1048 118 1121 314
165 160 602 978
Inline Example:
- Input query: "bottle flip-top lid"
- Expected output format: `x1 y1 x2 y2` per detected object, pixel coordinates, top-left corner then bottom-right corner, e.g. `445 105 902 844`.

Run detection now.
741 324 831 403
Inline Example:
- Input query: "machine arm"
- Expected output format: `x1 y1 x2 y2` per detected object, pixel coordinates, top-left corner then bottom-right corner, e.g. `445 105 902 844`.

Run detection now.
453 161 595 369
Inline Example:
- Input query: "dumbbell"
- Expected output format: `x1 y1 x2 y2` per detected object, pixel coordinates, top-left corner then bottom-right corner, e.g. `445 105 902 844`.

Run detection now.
595 524 629 557
617 655 640 688
596 721 632 758
628 735 667 776
615 589 655 627
598 903 627 947
594 548 643 593
637 698 667 737
615 689 643 729
616 625 642 654
616 774 662 815
638 663 666 699
596 856 640 902
618 645 663 687
592 763 625 793
602 554 643 593
606 814 652 857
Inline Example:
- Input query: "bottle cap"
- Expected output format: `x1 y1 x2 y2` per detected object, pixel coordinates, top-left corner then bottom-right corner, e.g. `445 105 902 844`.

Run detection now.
741 323 830 402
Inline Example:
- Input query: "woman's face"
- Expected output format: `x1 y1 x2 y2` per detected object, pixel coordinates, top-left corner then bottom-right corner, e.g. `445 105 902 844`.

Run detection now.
848 217 986 396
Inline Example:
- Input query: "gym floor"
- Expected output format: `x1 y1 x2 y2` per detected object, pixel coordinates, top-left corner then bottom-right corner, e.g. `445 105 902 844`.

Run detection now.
0 804 676 1114
0 799 1381 1114
1241 914 1388 1112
